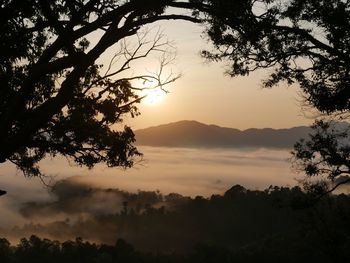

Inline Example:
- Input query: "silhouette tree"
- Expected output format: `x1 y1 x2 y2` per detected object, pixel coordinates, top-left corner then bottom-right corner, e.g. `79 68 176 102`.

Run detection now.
292 120 350 196
0 0 209 177
4 186 350 261
198 0 350 193
201 0 350 112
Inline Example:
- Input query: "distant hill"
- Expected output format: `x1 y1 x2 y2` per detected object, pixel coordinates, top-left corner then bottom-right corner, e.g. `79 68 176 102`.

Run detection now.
134 120 312 149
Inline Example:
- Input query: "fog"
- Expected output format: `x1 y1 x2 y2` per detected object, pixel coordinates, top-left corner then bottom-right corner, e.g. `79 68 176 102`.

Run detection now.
0 146 297 195
0 146 299 242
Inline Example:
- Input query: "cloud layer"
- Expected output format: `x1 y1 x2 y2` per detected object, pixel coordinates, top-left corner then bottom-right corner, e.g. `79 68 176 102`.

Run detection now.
0 146 298 245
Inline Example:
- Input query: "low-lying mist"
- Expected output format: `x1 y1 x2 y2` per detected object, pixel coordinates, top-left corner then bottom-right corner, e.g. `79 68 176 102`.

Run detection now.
2 178 350 259
0 146 300 245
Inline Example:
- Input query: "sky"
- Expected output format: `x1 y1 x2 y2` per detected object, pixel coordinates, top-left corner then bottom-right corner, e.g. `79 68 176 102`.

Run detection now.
99 20 314 131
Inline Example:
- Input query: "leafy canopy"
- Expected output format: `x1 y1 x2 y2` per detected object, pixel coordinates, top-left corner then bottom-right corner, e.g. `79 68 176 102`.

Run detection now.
199 0 350 193
0 0 203 176
201 0 350 114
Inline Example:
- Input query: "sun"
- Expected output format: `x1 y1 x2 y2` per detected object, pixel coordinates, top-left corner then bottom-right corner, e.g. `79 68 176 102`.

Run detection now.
142 88 167 105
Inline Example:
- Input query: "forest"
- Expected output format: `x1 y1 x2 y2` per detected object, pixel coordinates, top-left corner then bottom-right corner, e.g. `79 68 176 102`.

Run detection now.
1 184 350 262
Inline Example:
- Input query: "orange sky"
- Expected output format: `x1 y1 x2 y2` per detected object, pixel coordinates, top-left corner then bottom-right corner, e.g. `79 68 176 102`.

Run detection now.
98 20 314 130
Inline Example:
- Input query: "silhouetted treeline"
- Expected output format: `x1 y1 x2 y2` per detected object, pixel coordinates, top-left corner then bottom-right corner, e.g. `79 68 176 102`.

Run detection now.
3 184 350 262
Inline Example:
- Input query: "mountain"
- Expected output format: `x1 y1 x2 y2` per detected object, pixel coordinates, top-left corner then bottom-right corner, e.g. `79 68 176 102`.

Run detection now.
134 120 312 149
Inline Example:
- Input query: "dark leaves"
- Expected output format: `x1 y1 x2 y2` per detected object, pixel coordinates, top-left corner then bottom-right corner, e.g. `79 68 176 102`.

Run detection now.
202 0 350 113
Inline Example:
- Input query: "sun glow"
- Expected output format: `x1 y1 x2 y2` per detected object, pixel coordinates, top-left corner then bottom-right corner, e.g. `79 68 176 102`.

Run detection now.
142 88 167 105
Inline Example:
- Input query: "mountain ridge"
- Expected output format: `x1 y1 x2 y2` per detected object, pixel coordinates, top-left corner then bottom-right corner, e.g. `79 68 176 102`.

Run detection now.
134 120 312 149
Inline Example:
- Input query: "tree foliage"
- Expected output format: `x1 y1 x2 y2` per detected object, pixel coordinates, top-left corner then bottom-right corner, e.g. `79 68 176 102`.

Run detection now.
201 0 350 114
0 0 203 177
197 0 350 193
3 185 350 262
292 121 350 195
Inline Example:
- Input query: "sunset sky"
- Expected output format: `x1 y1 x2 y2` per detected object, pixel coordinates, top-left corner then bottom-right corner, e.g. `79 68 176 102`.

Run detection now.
106 20 315 131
